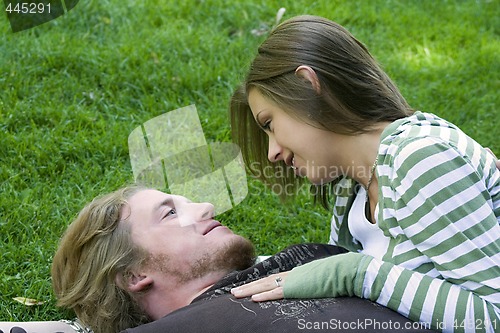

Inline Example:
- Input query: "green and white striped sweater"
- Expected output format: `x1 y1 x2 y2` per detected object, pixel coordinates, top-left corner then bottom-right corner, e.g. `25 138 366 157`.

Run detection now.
284 112 500 332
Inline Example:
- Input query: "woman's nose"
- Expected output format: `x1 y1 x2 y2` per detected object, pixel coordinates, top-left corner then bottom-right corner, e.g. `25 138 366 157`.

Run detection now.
268 136 283 163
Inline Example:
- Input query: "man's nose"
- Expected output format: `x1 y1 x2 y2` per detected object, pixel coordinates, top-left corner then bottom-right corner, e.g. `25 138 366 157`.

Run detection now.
191 202 215 221
267 135 283 163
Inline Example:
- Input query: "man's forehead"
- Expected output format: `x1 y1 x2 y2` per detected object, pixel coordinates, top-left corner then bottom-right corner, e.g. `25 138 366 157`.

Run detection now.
121 190 166 218
129 189 188 212
129 189 165 203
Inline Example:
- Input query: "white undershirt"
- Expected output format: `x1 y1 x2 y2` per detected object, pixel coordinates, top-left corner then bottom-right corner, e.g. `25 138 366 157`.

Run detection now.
347 186 390 260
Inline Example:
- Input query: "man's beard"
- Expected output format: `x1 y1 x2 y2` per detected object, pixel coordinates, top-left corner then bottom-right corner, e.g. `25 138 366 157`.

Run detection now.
144 236 255 283
187 236 255 281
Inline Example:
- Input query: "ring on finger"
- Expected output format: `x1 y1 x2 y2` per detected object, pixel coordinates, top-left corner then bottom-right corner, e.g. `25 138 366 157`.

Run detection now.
275 276 283 287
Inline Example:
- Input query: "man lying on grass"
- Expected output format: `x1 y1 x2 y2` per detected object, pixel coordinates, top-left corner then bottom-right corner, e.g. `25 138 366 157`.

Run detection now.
0 186 434 333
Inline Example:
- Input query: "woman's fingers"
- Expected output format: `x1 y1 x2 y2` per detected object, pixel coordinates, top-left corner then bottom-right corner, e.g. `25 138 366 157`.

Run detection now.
251 286 284 302
231 272 288 301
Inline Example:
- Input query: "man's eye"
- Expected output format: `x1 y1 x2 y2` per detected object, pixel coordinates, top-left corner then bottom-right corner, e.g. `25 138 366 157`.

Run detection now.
163 208 177 219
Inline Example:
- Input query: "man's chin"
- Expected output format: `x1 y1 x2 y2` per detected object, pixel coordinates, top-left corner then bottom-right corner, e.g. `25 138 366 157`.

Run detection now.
151 236 256 284
190 236 255 279
220 236 256 271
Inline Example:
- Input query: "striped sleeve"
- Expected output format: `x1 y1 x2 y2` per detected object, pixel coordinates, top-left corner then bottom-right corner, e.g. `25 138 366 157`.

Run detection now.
284 253 500 332
317 113 500 332
380 135 500 331
359 256 500 333
388 137 499 290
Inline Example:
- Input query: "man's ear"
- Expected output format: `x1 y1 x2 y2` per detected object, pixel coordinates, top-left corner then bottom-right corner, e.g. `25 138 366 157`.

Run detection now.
295 65 321 93
116 272 154 293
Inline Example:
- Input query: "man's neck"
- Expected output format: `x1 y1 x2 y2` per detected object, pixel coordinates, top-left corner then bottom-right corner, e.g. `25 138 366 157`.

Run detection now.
140 271 226 320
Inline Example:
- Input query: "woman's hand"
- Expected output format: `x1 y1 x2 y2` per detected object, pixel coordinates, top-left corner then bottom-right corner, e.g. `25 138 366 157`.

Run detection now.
231 272 289 302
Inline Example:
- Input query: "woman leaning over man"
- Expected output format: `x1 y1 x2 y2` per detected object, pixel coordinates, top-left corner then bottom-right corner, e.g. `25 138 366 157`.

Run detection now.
230 15 500 332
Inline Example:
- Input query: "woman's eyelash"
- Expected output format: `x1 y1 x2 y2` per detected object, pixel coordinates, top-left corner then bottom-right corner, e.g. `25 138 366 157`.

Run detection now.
261 120 271 131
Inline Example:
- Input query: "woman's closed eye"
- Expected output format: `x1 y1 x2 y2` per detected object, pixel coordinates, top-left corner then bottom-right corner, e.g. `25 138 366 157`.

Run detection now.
260 120 272 132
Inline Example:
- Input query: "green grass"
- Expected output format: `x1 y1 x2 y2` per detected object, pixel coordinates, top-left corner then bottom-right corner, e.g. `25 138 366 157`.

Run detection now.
0 0 498 322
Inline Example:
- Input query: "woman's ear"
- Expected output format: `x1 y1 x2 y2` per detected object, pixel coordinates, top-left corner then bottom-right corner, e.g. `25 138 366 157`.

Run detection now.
295 65 321 93
116 272 154 293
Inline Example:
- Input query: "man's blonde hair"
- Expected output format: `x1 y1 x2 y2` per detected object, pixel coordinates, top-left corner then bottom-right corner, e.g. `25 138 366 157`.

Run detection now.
51 186 150 333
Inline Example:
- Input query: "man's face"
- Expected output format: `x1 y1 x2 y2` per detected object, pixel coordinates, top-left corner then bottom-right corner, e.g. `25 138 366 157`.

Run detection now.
122 189 254 282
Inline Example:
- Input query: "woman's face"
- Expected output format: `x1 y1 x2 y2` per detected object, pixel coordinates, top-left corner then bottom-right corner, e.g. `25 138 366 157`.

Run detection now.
248 88 348 185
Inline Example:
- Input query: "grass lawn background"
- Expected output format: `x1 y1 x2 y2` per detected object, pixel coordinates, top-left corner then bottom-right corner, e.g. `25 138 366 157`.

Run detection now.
0 0 498 321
